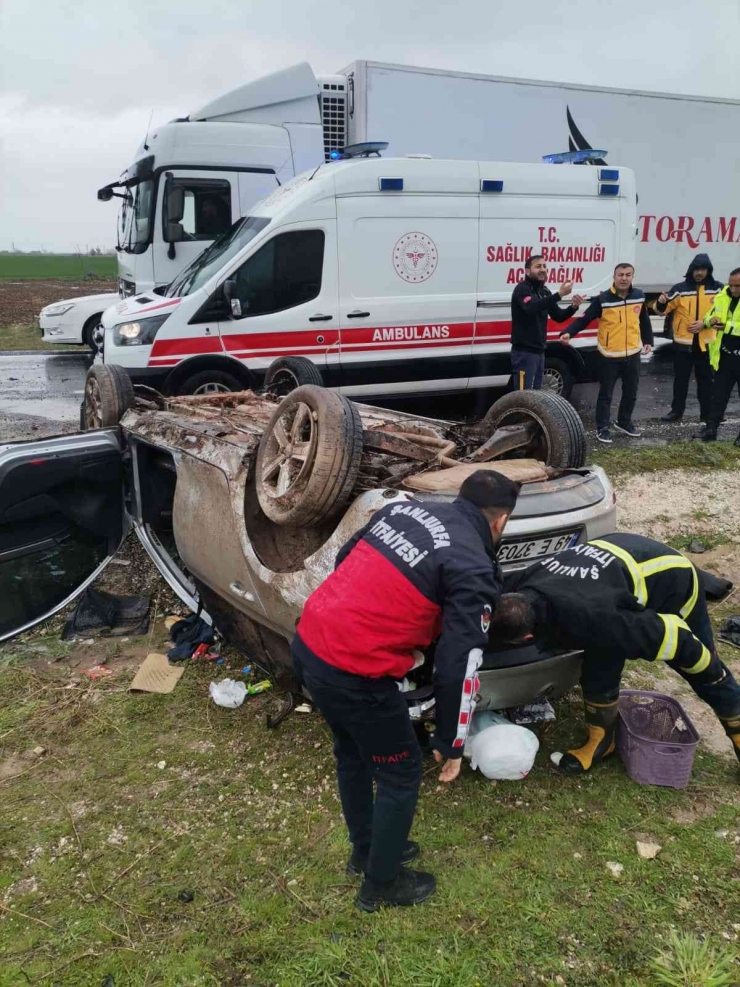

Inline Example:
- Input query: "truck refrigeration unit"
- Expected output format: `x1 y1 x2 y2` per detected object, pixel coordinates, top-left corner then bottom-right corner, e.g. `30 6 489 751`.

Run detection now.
40 60 739 389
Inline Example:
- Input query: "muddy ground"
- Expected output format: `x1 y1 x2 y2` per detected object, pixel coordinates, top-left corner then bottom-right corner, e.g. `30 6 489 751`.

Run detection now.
0 278 117 327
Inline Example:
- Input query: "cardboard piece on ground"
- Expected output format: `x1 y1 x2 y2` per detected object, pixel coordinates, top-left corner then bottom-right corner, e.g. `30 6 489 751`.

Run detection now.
403 459 548 493
129 653 185 694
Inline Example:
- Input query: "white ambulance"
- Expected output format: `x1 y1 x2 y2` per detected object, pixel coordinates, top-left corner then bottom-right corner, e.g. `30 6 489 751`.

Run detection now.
100 152 636 398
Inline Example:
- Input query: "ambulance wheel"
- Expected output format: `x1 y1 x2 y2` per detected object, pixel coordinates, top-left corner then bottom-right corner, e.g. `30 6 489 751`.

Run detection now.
264 357 323 397
542 358 573 399
178 369 245 395
83 364 135 429
481 390 586 469
256 385 363 526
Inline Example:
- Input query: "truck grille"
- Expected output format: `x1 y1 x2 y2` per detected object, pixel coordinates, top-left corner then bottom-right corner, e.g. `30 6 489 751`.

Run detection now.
319 83 347 161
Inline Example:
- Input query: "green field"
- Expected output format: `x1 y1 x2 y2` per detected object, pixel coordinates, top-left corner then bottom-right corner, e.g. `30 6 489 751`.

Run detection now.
0 253 117 281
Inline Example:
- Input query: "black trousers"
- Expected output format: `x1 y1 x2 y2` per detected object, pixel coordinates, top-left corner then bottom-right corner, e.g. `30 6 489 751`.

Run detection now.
708 352 740 429
580 593 740 719
671 340 713 419
292 637 422 884
510 348 545 390
595 352 641 431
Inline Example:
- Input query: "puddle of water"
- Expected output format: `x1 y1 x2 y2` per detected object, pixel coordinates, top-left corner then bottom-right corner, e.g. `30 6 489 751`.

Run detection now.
0 399 80 421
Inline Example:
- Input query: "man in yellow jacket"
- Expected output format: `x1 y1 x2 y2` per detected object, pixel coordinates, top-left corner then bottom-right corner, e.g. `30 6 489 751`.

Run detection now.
655 253 722 423
698 267 740 445
559 263 653 444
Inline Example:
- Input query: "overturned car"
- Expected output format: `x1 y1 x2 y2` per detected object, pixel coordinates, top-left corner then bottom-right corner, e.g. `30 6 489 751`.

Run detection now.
1 365 617 716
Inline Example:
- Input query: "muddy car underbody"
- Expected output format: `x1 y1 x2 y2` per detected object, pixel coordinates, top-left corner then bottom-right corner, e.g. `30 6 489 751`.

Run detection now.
1 383 617 715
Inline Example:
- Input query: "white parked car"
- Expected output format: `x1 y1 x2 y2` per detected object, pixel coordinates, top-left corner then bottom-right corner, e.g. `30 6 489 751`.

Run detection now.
39 293 118 350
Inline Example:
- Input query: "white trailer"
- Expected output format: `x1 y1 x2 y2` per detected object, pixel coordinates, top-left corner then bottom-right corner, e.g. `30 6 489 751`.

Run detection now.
41 60 739 348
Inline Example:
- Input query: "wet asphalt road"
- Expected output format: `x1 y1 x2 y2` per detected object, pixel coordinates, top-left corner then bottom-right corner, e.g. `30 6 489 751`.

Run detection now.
0 346 739 441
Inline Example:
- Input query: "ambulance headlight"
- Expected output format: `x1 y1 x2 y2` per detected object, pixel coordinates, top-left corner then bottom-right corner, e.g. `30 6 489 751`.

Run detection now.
113 313 170 346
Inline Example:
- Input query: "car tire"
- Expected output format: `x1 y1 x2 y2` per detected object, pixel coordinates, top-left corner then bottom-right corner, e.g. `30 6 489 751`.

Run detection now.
256 384 363 526
83 364 135 429
481 390 586 469
542 358 573 399
263 356 324 397
177 369 247 396
82 313 103 353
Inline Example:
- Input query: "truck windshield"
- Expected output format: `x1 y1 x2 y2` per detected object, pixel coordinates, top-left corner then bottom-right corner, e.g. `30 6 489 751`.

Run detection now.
166 215 270 298
117 179 155 254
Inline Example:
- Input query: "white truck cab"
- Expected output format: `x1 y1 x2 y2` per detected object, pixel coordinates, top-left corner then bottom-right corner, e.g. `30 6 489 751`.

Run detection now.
40 63 344 348
101 154 636 397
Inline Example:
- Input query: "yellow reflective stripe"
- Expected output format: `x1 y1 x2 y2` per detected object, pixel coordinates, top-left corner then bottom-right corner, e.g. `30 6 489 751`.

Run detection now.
638 554 699 618
681 645 712 675
656 614 682 662
591 539 647 605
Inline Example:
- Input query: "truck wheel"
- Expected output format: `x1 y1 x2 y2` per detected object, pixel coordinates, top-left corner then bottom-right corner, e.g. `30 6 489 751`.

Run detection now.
82 313 103 353
264 357 323 397
178 369 246 395
542 358 573 399
256 385 363 526
481 390 586 469
83 364 135 429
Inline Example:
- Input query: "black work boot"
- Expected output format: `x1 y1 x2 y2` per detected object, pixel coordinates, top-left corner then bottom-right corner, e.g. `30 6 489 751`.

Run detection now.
696 425 718 442
355 867 436 912
661 411 683 422
559 697 619 775
347 840 420 877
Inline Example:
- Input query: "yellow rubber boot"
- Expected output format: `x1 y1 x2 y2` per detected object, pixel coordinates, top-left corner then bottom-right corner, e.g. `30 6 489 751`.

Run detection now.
719 713 740 765
559 698 619 776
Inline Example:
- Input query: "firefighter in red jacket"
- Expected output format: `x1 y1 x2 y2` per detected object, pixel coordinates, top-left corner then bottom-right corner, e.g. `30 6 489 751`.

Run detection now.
492 533 740 774
292 470 520 912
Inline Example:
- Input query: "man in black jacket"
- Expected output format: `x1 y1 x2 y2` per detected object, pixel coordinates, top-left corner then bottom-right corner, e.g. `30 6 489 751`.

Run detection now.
292 470 520 911
510 254 585 390
492 533 740 774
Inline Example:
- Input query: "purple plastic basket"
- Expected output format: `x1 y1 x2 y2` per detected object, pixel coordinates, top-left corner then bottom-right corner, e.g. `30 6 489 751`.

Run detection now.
617 690 700 789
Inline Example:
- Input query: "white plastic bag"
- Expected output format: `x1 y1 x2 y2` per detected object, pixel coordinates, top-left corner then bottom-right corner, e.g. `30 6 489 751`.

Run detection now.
468 723 540 780
209 679 247 709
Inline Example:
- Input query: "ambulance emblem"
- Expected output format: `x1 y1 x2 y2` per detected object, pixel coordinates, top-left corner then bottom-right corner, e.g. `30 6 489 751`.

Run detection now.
393 232 438 283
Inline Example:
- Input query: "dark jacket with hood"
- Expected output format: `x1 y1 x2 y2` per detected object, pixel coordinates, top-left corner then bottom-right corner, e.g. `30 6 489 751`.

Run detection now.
654 253 723 348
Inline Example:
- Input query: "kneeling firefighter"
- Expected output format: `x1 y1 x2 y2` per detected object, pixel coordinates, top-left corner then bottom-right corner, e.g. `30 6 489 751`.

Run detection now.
491 533 740 773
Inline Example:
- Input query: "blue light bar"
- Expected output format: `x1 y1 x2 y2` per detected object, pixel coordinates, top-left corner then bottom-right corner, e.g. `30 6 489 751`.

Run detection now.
543 149 608 164
480 180 504 193
379 178 403 191
599 168 619 181
598 183 620 196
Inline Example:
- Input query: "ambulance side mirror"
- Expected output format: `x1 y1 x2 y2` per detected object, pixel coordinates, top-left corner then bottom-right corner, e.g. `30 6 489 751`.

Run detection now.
223 279 244 319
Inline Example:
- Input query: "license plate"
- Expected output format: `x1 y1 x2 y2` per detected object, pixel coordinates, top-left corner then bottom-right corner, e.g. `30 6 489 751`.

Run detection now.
499 530 579 565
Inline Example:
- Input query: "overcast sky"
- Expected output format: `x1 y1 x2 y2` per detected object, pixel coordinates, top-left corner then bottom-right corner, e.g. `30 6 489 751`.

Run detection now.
1 0 738 253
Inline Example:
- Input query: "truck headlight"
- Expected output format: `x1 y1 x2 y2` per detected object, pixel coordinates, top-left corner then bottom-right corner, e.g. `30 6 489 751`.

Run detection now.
43 302 76 316
113 313 171 346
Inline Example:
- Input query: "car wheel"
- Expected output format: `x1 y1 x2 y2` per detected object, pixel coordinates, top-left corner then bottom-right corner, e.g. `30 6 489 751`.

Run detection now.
542 358 573 399
263 356 323 397
481 390 586 468
256 384 363 526
83 364 135 429
82 313 103 353
178 369 246 395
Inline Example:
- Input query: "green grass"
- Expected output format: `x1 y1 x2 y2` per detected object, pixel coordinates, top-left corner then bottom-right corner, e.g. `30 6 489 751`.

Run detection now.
591 441 740 478
1 634 738 987
0 322 81 352
0 254 116 280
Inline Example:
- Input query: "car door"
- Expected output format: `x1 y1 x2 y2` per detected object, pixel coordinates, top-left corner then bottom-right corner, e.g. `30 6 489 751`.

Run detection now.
0 431 126 642
336 194 478 398
217 223 340 385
